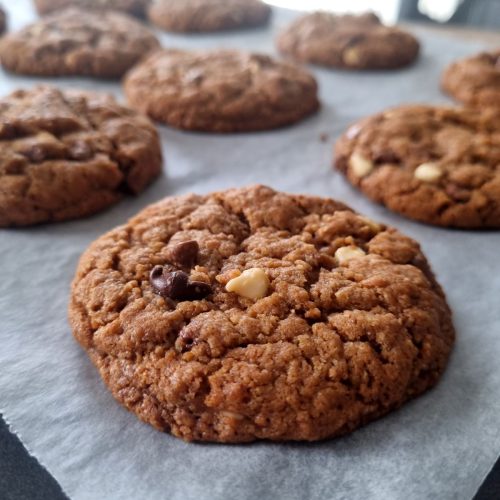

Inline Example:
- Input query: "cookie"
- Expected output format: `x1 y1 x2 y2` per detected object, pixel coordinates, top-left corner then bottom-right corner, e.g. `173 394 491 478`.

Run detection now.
124 49 320 132
69 184 454 443
277 12 420 70
442 50 500 108
34 0 149 17
0 8 159 79
147 0 271 33
0 86 162 227
0 7 7 36
334 105 500 228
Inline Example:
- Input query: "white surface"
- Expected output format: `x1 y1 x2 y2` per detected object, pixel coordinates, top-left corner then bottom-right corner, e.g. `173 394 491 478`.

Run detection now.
264 0 400 23
0 2 499 500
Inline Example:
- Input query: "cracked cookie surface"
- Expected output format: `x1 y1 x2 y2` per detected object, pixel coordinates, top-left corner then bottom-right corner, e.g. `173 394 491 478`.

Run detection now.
34 0 149 17
69 185 454 443
124 49 320 132
442 50 500 108
0 86 162 227
277 12 419 70
335 105 500 228
148 0 271 33
0 8 159 78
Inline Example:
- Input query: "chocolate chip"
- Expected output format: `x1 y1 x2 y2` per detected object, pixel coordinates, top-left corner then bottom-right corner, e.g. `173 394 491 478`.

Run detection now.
150 266 211 302
23 145 46 163
69 141 92 161
445 184 470 202
169 240 199 268
0 122 17 140
373 150 400 165
175 324 199 353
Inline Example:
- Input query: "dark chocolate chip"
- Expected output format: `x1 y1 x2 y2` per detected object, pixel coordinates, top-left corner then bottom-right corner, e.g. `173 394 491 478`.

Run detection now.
175 324 199 353
0 122 17 140
150 266 211 302
373 150 400 165
23 145 46 163
69 141 93 161
169 240 199 268
445 184 471 202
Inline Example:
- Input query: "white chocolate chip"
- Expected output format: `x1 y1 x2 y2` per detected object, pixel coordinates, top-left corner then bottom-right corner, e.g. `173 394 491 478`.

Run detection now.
225 268 270 300
335 246 366 265
414 163 442 182
350 152 374 178
343 48 361 65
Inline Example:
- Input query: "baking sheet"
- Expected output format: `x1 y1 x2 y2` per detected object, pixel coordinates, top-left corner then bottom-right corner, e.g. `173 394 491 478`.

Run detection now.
1 1 499 499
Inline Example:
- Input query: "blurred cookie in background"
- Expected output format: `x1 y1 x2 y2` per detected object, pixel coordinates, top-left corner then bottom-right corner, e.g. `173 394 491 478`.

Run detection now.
0 86 162 227
277 12 419 70
334 105 500 228
0 7 6 36
0 8 159 79
147 0 271 33
124 49 319 132
33 0 149 17
442 50 500 108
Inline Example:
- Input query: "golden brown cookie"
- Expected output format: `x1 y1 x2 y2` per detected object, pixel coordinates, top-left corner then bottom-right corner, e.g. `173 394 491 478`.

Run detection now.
0 86 162 227
69 185 454 443
334 105 500 228
0 8 159 79
124 49 320 132
442 50 500 108
34 0 149 17
0 7 7 36
147 0 271 33
277 12 419 70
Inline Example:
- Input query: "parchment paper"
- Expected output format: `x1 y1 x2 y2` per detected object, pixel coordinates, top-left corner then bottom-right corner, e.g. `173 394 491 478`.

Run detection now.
1 2 499 499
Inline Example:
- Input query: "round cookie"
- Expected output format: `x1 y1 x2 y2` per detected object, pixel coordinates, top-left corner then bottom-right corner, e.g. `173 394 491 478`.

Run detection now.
0 86 162 227
277 12 420 70
147 0 271 33
69 184 454 443
0 7 7 36
442 50 500 108
334 105 500 228
34 0 149 17
0 8 159 79
124 49 320 132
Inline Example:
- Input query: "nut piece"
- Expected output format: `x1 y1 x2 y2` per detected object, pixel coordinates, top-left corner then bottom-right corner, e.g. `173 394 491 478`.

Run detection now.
225 268 270 300
414 163 442 182
343 47 361 66
335 245 366 265
349 152 374 178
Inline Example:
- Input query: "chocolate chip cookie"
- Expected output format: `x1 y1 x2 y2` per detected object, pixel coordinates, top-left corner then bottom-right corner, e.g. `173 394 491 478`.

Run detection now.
69 185 454 443
277 12 420 70
34 0 149 17
124 49 320 132
0 86 162 227
442 50 500 108
0 7 7 36
147 0 271 33
0 8 159 79
335 105 500 228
